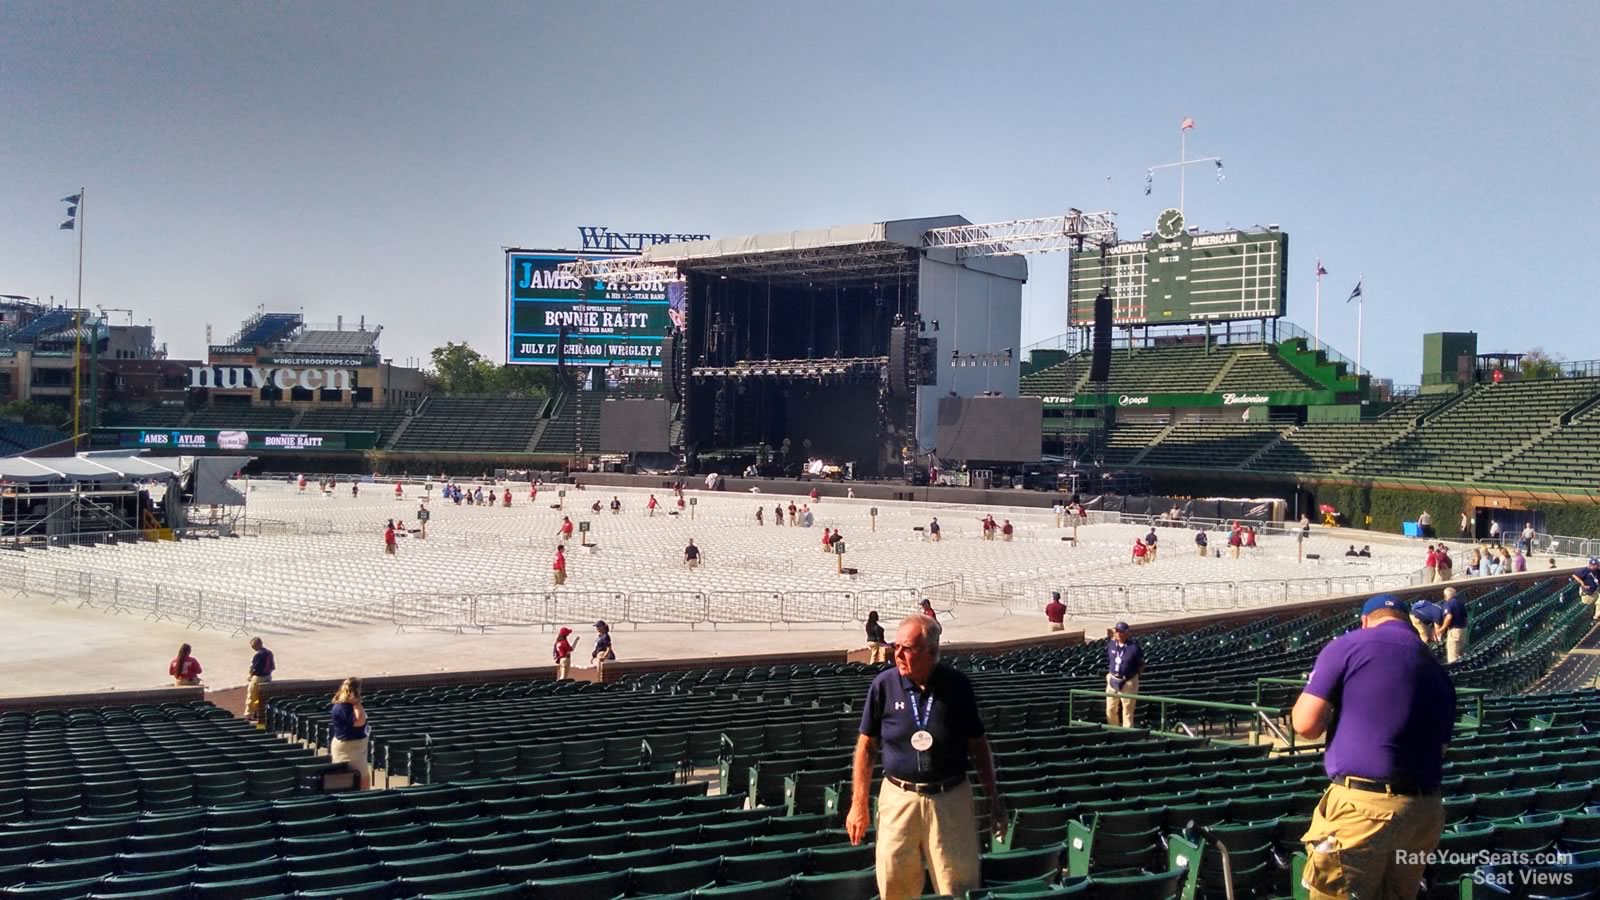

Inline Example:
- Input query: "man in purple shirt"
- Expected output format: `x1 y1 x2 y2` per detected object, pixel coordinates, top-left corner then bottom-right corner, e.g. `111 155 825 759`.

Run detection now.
1292 595 1455 899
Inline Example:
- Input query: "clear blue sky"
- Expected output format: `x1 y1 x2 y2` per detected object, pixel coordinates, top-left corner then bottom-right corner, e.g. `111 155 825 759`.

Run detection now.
3 1 1594 383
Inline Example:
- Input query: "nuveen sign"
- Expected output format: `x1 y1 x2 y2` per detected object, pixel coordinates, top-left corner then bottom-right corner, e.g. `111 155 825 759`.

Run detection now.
188 366 354 391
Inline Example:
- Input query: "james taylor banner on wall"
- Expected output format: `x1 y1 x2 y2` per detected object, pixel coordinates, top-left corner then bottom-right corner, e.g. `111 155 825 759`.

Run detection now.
505 250 681 367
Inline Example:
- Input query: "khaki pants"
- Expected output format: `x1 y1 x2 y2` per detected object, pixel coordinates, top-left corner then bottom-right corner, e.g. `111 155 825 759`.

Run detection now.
1106 674 1139 727
555 658 570 680
553 569 566 585
1002 533 1012 542
1434 566 1452 583
1409 617 1430 643
687 558 699 569
930 532 940 542
1301 783 1444 900
1146 546 1157 561
874 778 980 900
1230 545 1241 558
1445 629 1467 663
868 641 887 664
1049 622 1064 632
1584 592 1600 622
245 674 270 722
1197 545 1208 557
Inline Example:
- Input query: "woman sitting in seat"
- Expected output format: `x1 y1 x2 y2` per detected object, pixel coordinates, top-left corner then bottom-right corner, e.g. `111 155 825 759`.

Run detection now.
170 643 202 686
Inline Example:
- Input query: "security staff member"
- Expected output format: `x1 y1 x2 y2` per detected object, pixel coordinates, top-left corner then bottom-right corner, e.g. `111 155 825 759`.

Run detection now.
1044 591 1066 632
846 615 1005 900
1408 598 1444 644
1573 558 1600 621
1293 595 1455 899
1438 587 1469 663
1106 622 1144 726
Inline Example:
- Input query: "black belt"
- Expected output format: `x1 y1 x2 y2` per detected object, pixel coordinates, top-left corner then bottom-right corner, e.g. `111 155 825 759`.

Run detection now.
887 774 965 795
1336 776 1439 797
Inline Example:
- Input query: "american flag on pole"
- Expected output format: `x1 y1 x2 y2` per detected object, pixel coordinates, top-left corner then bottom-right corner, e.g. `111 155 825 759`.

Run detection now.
1181 117 1195 131
1316 259 1328 278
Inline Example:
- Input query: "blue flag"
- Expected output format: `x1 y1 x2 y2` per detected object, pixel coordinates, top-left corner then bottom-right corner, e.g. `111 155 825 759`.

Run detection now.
1346 279 1363 303
59 220 74 230
61 193 81 205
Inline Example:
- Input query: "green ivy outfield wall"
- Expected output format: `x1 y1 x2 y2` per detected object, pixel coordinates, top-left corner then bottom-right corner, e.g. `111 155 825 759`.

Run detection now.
1140 469 1600 538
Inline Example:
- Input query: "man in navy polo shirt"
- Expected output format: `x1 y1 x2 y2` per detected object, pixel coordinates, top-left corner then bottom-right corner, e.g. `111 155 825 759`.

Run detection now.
846 615 1004 900
1106 622 1144 726
1292 595 1454 900
1438 587 1469 663
1408 598 1444 644
1573 558 1600 621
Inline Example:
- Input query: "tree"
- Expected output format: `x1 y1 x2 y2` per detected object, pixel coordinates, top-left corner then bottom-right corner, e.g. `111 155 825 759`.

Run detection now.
428 342 496 395
1521 347 1564 381
0 399 67 426
426 342 555 398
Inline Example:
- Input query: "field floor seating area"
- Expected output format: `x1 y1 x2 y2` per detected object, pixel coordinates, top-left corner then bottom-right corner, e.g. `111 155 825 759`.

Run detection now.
3 573 1597 898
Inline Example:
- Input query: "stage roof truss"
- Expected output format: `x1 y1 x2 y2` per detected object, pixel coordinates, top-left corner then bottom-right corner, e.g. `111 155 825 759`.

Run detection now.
559 242 917 288
922 210 1119 257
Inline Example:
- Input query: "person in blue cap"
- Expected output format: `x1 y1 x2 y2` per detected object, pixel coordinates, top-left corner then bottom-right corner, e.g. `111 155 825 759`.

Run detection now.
1292 594 1455 899
1573 558 1600 621
1408 596 1444 644
1106 622 1143 726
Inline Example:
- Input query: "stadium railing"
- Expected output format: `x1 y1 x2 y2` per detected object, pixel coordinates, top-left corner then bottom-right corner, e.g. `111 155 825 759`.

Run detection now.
1031 574 1417 619
1065 687 1302 751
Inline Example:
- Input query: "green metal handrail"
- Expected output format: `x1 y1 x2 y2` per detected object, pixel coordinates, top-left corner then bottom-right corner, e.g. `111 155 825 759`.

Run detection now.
1066 688 1298 752
1253 676 1487 725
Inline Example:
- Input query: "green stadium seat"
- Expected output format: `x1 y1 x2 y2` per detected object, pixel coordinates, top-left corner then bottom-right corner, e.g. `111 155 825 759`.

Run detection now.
526 869 631 900
792 868 878 900
720 851 807 884
981 844 1065 885
696 877 796 899
629 857 721 893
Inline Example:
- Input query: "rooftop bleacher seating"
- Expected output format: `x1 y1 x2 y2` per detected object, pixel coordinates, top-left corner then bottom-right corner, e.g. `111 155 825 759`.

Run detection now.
9 309 77 343
284 330 381 355
233 313 303 347
1090 345 1230 396
1102 423 1168 465
389 398 546 453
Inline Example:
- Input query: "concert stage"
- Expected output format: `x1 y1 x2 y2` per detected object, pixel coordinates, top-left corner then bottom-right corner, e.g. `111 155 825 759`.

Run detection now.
647 218 1034 476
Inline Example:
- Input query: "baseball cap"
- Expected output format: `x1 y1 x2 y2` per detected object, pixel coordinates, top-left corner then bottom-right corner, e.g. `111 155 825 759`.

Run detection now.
1361 595 1409 616
1589 557 1599 566
1113 621 1130 633
1051 591 1061 600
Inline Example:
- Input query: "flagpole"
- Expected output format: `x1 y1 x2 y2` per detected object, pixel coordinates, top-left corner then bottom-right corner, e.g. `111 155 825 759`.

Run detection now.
1178 127 1186 218
1314 264 1322 353
73 187 84 451
1355 272 1364 374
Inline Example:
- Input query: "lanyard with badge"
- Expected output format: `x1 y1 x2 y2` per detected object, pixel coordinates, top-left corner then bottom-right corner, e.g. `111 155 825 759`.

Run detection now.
907 682 935 770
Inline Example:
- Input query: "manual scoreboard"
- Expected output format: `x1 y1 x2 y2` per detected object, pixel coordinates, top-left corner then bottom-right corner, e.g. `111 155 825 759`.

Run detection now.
1069 212 1288 326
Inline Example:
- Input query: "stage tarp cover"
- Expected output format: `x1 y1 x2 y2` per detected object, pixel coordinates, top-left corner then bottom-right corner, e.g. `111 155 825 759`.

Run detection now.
935 397 1042 462
598 399 671 453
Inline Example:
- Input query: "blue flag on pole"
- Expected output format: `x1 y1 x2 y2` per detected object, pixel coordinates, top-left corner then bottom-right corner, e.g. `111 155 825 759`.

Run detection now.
61 193 81 205
59 220 74 230
1346 279 1363 303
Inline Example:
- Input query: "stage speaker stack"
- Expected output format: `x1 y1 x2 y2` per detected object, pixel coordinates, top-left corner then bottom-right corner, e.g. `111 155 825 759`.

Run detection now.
663 334 681 402
887 324 914 396
1089 289 1113 384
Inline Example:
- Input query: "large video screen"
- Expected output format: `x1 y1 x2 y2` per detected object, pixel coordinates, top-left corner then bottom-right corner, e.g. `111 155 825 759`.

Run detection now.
598 399 671 453
505 250 682 367
935 397 1042 462
1069 229 1288 326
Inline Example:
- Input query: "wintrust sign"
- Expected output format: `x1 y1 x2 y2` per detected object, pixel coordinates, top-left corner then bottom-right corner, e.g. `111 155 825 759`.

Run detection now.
189 366 353 391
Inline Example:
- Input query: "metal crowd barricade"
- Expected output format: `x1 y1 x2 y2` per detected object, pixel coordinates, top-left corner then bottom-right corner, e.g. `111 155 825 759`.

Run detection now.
392 593 476 633
52 568 95 608
706 591 781 625
1180 581 1237 612
854 587 919 620
473 592 553 629
550 591 628 628
1130 583 1185 616
1065 584 1130 618
1235 579 1291 608
627 591 708 626
780 591 857 625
